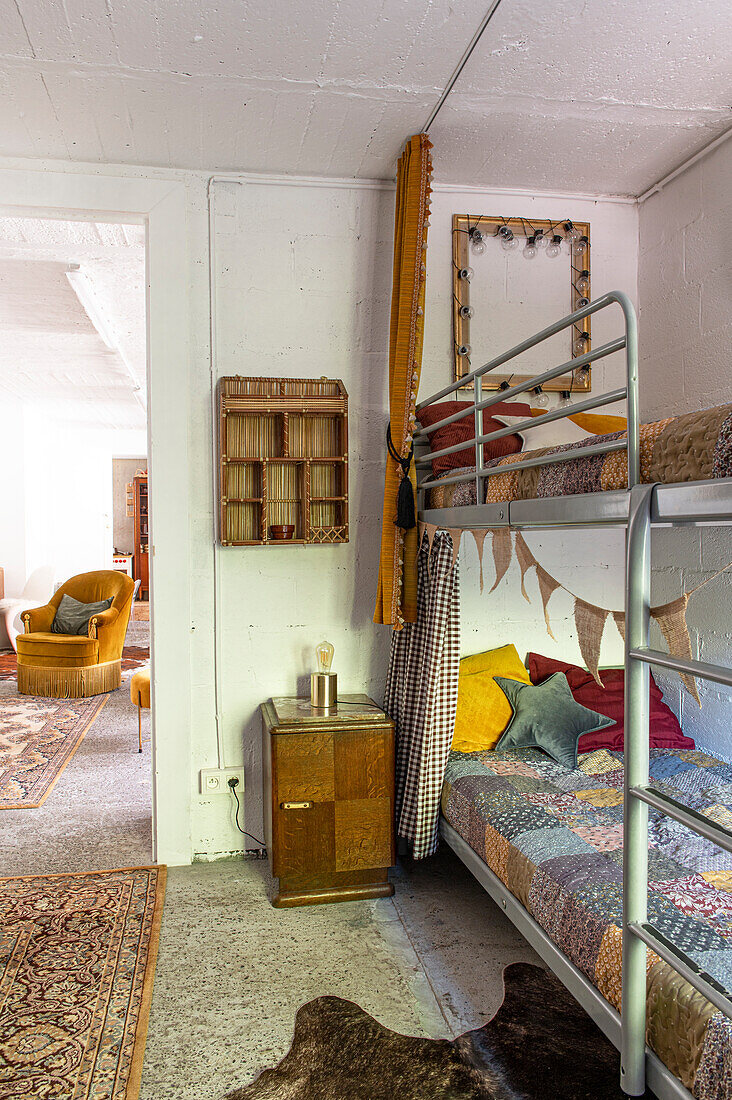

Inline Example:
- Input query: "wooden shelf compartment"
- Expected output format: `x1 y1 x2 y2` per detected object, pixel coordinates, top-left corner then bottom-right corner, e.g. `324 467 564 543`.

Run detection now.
223 500 262 544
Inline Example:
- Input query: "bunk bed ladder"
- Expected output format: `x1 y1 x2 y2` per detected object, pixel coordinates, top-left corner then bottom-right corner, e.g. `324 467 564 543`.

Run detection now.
621 483 732 1096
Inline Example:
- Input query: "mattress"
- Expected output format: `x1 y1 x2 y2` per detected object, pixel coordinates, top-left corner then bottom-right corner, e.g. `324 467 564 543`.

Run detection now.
427 403 732 509
441 745 732 1098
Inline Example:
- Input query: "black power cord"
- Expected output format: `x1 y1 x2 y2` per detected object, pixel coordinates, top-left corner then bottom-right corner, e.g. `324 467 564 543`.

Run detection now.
227 778 266 849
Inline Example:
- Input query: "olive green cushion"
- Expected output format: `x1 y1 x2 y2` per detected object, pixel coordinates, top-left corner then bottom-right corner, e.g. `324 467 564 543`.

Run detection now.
52 594 113 636
494 672 614 770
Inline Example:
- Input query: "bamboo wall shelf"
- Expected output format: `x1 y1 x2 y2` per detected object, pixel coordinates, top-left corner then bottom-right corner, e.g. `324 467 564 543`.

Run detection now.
217 377 349 546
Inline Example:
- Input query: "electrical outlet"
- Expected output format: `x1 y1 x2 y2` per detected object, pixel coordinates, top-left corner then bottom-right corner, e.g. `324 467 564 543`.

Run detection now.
199 768 245 795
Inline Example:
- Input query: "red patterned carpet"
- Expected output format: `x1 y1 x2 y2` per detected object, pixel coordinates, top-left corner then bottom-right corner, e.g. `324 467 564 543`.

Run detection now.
0 866 165 1099
0 686 109 808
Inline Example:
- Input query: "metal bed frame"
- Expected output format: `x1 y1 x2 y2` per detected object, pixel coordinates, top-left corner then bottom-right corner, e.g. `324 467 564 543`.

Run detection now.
414 291 732 1099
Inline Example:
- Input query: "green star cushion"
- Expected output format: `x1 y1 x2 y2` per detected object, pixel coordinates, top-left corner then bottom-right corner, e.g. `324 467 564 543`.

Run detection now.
494 672 614 770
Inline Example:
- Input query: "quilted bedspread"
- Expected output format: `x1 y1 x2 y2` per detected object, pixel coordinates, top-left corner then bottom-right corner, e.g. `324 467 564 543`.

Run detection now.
442 746 732 1098
428 403 732 509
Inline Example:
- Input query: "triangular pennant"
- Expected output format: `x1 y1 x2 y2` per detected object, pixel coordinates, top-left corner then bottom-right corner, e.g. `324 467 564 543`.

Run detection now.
489 528 512 593
574 599 609 687
651 595 701 706
536 566 561 641
446 528 463 569
470 529 489 593
514 532 538 603
612 611 625 642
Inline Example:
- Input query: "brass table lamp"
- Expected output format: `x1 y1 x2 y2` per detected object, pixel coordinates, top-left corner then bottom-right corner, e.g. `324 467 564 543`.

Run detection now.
311 640 337 711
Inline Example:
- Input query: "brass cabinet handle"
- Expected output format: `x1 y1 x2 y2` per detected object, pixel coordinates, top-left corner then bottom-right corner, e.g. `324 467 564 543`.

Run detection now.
280 800 313 810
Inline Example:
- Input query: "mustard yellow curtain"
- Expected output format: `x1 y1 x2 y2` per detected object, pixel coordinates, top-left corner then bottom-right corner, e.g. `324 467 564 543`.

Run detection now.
373 133 433 628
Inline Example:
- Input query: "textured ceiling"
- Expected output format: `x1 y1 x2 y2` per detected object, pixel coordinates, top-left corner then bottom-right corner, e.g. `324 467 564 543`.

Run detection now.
0 0 729 193
0 219 146 430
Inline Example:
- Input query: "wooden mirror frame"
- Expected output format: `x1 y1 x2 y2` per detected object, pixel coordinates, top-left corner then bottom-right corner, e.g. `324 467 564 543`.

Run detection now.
452 215 592 391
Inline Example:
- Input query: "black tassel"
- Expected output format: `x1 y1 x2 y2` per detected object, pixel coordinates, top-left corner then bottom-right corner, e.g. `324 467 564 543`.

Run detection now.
387 424 416 530
396 473 416 529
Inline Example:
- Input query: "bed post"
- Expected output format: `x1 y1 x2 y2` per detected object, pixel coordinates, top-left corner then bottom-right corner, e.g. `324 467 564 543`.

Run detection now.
621 482 653 1095
474 373 483 505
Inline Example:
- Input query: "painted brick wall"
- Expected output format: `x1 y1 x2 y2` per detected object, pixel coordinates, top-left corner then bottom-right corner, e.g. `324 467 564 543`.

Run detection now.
638 139 732 755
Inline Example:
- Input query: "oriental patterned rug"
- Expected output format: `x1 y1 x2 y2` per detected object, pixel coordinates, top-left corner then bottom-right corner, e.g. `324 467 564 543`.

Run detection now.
0 682 108 809
0 645 149 681
229 963 650 1099
0 865 165 1099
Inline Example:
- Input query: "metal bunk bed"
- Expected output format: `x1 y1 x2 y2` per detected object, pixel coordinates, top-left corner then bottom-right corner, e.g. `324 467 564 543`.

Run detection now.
413 291 732 1099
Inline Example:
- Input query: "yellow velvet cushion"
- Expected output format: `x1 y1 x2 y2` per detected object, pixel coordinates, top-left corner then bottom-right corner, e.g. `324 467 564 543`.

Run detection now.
16 632 100 666
452 643 532 753
131 668 151 710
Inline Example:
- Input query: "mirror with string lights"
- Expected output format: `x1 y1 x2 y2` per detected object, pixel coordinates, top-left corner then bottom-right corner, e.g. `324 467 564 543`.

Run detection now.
452 215 592 396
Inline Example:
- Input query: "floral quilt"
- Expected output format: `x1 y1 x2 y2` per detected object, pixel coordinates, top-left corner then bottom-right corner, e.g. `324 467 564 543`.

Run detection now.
442 746 732 1098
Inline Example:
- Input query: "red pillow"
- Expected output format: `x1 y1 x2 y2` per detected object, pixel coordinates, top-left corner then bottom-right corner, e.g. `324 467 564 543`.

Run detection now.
526 652 694 753
418 401 531 477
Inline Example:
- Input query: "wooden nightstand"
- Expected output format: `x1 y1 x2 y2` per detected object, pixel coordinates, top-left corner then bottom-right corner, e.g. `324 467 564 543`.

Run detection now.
261 694 395 908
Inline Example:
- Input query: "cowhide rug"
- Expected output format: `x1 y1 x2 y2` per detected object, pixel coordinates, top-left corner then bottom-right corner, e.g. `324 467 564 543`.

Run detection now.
228 962 650 1099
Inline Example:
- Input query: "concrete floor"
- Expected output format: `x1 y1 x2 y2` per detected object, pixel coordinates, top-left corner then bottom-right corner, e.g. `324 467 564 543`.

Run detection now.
1 621 542 1098
139 851 542 1100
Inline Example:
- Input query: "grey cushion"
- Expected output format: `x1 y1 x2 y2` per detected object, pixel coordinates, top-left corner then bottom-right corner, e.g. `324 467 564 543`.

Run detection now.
494 673 614 770
52 594 113 636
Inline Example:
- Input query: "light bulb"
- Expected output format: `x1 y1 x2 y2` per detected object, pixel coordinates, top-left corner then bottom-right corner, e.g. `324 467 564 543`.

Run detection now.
558 390 572 408
498 225 511 238
574 235 589 257
459 267 474 281
576 270 590 295
546 234 563 258
563 221 581 243
532 386 550 409
576 296 590 308
469 228 486 255
574 330 590 356
523 236 538 260
459 304 474 319
315 640 334 673
457 344 472 357
500 231 519 251
534 230 546 250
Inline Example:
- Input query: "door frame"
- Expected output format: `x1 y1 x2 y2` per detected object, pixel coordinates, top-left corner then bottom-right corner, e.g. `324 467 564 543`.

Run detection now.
0 165 193 865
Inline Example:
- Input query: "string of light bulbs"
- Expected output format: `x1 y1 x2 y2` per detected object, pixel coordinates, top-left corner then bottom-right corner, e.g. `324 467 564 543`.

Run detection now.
453 216 593 389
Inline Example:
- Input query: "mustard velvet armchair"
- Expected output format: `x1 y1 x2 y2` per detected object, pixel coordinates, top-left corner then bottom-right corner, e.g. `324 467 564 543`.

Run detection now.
17 570 135 698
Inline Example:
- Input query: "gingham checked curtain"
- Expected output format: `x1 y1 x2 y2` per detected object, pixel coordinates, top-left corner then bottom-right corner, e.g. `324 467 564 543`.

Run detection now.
384 530 460 859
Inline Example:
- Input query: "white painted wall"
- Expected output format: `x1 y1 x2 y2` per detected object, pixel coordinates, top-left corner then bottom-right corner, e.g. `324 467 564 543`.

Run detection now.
0 404 147 605
422 187 638 673
638 139 732 756
195 178 395 857
0 393 27 595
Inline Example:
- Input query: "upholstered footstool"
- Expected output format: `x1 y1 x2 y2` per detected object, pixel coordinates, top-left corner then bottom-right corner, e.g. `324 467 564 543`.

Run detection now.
130 667 150 753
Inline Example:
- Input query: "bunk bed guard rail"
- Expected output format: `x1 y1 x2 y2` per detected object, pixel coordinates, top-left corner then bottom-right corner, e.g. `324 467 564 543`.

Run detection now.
413 290 640 503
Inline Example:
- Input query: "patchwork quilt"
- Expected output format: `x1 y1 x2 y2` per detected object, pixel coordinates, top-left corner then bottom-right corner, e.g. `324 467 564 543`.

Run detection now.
441 746 732 1098
428 403 732 509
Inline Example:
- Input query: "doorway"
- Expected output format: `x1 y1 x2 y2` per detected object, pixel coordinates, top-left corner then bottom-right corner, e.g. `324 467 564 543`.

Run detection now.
0 214 153 872
0 169 193 866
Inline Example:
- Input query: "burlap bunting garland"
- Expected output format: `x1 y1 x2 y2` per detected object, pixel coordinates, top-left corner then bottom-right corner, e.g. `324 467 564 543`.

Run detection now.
424 524 731 705
653 595 701 705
